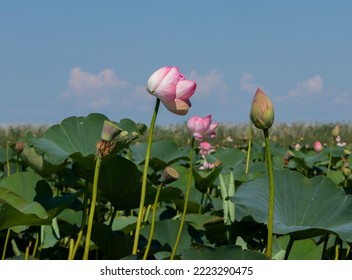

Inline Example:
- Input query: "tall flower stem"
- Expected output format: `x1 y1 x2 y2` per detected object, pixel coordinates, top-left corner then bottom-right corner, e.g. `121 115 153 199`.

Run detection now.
132 98 160 255
143 183 163 260
170 137 195 260
83 157 102 260
327 139 334 176
245 122 253 174
263 128 274 258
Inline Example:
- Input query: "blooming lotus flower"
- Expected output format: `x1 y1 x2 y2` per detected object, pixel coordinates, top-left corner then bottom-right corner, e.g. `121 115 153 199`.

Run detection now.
313 141 323 152
199 141 213 157
187 115 219 141
147 66 196 115
250 88 274 130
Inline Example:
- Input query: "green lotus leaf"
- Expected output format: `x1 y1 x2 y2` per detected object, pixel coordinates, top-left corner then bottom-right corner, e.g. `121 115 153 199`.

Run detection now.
234 169 352 242
181 245 268 260
192 164 223 193
130 140 189 171
91 223 134 260
0 172 80 229
0 196 48 230
27 113 108 170
27 114 145 171
20 142 66 177
140 219 193 255
211 147 246 170
98 155 183 211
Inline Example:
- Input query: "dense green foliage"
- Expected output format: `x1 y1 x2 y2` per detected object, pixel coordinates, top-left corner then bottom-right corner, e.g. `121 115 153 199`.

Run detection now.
1 122 352 149
0 116 352 260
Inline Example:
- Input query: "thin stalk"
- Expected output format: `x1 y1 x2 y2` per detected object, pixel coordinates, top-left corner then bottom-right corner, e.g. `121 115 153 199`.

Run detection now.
284 237 294 260
16 154 20 173
6 141 11 176
327 140 334 176
321 234 329 259
143 205 152 223
170 137 195 260
2 143 11 260
335 244 339 260
1 229 11 260
31 233 39 258
143 183 163 260
25 241 32 260
68 238 74 260
108 208 117 228
72 179 89 259
132 98 160 255
83 157 102 260
245 122 253 174
346 244 351 258
263 129 274 259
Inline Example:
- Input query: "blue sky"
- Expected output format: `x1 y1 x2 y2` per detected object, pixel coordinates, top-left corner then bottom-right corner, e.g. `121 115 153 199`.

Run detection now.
1 1 351 126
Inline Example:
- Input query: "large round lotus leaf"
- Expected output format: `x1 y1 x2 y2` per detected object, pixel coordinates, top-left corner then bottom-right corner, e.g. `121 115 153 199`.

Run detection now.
0 196 48 230
98 155 183 211
28 113 108 170
20 143 66 177
140 219 193 255
212 147 246 170
27 114 145 171
0 172 80 229
91 223 133 260
130 140 189 171
234 169 352 242
181 245 268 260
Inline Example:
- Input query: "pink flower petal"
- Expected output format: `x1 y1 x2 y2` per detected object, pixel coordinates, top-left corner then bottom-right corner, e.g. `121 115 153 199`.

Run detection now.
147 66 172 94
176 80 197 101
162 98 190 115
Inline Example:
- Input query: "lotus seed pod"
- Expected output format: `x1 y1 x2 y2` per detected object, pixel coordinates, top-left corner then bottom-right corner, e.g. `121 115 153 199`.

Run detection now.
160 166 179 184
101 120 122 142
250 88 275 130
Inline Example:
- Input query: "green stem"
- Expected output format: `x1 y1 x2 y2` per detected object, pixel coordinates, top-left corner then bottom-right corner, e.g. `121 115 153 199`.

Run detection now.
245 122 253 174
143 183 162 260
6 141 11 176
72 176 89 259
263 129 274 259
132 98 160 255
170 137 195 260
83 157 102 260
1 228 11 260
327 140 334 176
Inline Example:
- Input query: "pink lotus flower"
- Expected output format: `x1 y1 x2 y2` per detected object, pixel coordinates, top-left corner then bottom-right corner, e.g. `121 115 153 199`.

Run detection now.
147 66 196 115
199 141 213 157
313 141 323 152
187 115 219 141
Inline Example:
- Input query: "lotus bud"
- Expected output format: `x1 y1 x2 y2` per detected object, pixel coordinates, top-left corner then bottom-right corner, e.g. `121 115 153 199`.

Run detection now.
250 88 274 130
342 166 352 178
332 125 340 137
15 141 24 153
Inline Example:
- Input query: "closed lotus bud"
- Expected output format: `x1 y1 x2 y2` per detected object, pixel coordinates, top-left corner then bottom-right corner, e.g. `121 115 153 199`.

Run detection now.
342 166 351 178
15 141 24 153
250 88 274 130
332 125 340 137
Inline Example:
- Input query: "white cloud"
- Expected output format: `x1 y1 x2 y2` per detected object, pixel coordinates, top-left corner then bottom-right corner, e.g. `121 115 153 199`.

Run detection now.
188 69 228 96
287 75 323 99
240 72 261 93
333 92 352 106
62 67 129 109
